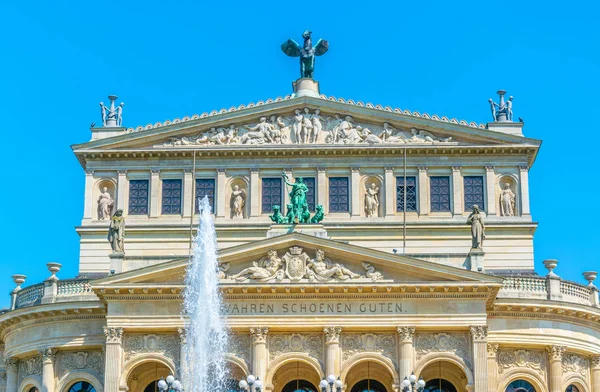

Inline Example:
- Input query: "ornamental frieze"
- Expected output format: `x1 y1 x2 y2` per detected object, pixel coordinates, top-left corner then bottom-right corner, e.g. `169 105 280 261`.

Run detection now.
229 334 251 365
562 354 589 376
498 349 546 375
123 334 179 365
57 351 104 379
415 333 470 368
341 333 396 365
161 109 456 147
18 356 42 382
269 333 323 362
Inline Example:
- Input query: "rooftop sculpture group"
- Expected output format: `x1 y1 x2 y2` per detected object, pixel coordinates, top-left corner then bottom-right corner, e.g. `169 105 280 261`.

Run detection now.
488 90 514 122
270 172 324 225
99 95 124 127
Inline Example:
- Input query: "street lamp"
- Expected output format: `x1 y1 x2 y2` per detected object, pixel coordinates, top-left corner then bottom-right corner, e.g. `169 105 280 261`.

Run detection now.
157 375 183 392
239 375 263 392
401 372 425 392
319 375 343 392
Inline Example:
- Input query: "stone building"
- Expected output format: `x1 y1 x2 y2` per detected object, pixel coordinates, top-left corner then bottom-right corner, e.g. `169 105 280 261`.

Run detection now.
0 79 598 392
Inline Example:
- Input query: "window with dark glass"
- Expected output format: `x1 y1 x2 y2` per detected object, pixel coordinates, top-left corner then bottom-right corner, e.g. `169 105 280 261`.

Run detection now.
505 380 536 392
350 379 387 392
68 382 96 392
195 178 215 213
424 379 457 392
262 178 282 213
162 179 182 214
463 176 485 211
303 177 316 212
329 177 349 212
281 380 317 392
396 176 417 212
128 179 149 215
430 176 451 212
565 386 580 392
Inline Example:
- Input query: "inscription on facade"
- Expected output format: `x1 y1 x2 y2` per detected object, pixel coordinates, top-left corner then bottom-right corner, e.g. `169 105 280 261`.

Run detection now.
224 300 404 315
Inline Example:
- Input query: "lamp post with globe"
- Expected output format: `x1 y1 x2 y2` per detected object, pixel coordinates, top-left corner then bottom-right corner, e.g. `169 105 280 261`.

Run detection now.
239 374 263 392
157 375 183 392
401 373 425 392
319 375 343 392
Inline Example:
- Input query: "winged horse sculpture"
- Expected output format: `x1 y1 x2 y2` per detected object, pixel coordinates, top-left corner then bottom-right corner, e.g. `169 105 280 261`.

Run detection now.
281 30 329 79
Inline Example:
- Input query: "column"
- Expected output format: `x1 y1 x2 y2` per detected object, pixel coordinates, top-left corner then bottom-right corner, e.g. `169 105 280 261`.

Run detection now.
486 344 499 392
116 170 127 212
317 168 327 210
397 327 415 381
250 169 260 217
39 348 56 392
104 327 124 392
384 168 395 216
150 170 160 217
519 166 531 216
470 326 489 392
591 355 600 392
484 167 496 216
83 170 94 220
452 166 463 215
216 169 227 218
183 169 193 218
250 327 268 382
547 345 565 392
178 329 189 386
4 358 18 392
418 167 429 216
351 168 360 217
324 326 342 376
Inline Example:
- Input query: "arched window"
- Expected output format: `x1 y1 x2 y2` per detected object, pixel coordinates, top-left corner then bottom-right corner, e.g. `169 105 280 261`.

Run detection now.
27 388 39 392
565 386 580 392
350 379 387 392
505 380 536 392
281 380 318 392
68 382 96 392
424 379 457 392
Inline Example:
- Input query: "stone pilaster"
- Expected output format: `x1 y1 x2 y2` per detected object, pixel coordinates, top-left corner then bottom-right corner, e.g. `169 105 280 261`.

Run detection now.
469 326 489 392
418 167 429 216
4 358 18 392
104 327 124 392
484 167 496 216
324 326 342 376
250 327 268 382
519 166 530 216
486 343 499 392
397 327 415 380
591 355 600 392
116 170 127 212
150 170 160 217
384 167 395 216
216 169 227 218
317 168 327 210
547 345 565 392
83 170 94 220
178 328 188 386
39 348 57 392
452 166 463 215
183 169 193 218
351 168 360 217
250 169 260 217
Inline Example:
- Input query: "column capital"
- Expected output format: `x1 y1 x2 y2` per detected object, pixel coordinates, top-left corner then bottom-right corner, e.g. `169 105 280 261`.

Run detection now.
384 167 394 172
351 167 360 173
178 328 187 345
417 166 427 171
396 326 416 343
591 354 600 369
85 169 94 175
546 345 566 361
485 166 495 171
151 169 160 174
324 326 342 345
184 168 193 174
39 348 57 362
317 167 327 173
519 165 529 171
487 343 499 358
118 170 128 175
217 168 226 173
469 325 489 342
452 166 462 172
250 326 269 344
4 357 18 370
250 168 260 173
104 327 124 344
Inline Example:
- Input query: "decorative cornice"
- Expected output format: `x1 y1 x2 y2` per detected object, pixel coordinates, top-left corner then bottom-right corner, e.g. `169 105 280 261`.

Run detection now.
469 325 488 342
38 348 57 362
547 345 566 361
397 326 416 343
250 326 268 344
104 327 124 344
323 326 342 345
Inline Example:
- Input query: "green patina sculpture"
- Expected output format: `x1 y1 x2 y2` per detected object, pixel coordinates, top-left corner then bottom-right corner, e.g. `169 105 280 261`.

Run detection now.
272 172 324 225
281 30 329 79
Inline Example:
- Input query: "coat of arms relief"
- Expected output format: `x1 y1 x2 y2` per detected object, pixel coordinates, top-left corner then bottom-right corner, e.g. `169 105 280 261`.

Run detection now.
223 247 384 283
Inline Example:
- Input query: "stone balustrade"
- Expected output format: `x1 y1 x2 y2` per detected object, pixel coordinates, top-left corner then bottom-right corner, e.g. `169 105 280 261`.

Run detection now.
12 278 96 310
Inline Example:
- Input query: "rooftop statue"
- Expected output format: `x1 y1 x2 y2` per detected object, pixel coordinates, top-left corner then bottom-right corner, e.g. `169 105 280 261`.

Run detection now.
488 90 514 122
100 95 124 127
281 30 329 79
269 172 324 225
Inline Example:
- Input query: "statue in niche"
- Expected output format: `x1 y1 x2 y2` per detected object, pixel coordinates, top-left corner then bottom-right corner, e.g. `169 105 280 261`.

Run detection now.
311 109 323 143
108 209 125 253
230 250 284 282
364 183 380 217
307 250 361 281
499 183 516 217
466 205 485 250
97 186 114 220
230 185 246 219
302 108 314 144
292 109 304 143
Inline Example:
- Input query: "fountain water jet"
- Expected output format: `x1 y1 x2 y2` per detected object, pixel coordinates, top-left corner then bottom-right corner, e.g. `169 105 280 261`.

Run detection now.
183 196 229 392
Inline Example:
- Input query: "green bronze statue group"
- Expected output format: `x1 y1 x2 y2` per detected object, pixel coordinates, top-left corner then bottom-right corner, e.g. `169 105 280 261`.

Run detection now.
270 171 324 225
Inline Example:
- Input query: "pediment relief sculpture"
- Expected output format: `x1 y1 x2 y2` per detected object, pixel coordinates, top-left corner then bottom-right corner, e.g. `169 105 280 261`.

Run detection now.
160 108 457 147
222 247 384 283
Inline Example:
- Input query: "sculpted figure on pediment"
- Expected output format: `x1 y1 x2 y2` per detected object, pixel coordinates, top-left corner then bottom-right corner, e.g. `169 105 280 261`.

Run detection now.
409 128 453 143
307 249 361 281
230 250 285 282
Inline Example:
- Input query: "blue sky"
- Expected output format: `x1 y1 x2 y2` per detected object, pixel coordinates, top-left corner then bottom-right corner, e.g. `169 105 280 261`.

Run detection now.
0 1 598 308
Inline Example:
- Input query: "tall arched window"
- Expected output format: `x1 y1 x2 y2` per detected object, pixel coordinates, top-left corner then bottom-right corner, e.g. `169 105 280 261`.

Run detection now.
424 379 457 392
281 380 317 392
505 380 536 392
565 386 580 392
350 379 387 392
68 382 96 392
27 387 39 392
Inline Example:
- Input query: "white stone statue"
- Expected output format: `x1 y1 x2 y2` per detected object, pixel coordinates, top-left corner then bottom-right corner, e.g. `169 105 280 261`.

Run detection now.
410 128 452 143
115 103 124 126
307 250 361 281
467 205 485 250
108 209 125 254
293 109 304 143
378 123 396 142
97 187 114 220
268 116 287 144
302 108 314 144
230 250 284 282
230 185 247 219
506 96 514 121
241 117 270 144
99 96 124 127
311 109 323 143
500 183 516 217
364 183 380 217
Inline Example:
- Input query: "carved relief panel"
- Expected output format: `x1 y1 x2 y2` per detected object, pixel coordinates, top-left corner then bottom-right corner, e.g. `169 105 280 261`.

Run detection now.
229 333 251 366
562 354 589 377
269 333 324 364
57 351 104 379
415 333 471 369
341 333 396 366
497 349 546 376
18 355 42 383
123 334 180 366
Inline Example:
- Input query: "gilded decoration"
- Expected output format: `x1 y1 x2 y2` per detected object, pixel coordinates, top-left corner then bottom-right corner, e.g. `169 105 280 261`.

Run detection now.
562 354 589 376
123 334 180 364
415 333 470 368
498 349 546 375
341 333 396 365
269 333 323 363
57 351 104 379
18 356 42 382
229 334 251 365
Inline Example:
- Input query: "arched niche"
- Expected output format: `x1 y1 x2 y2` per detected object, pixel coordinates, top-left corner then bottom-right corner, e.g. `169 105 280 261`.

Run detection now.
120 354 176 392
342 357 396 392
226 177 249 219
360 175 384 218
415 353 473 391
93 178 117 220
496 175 518 217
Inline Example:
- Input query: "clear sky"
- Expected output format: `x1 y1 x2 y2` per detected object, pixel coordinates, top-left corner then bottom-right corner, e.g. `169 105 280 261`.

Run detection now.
0 0 598 308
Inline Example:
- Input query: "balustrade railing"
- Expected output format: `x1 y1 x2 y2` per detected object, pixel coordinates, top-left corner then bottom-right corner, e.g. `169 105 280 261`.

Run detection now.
13 278 95 310
560 280 592 305
14 283 44 308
